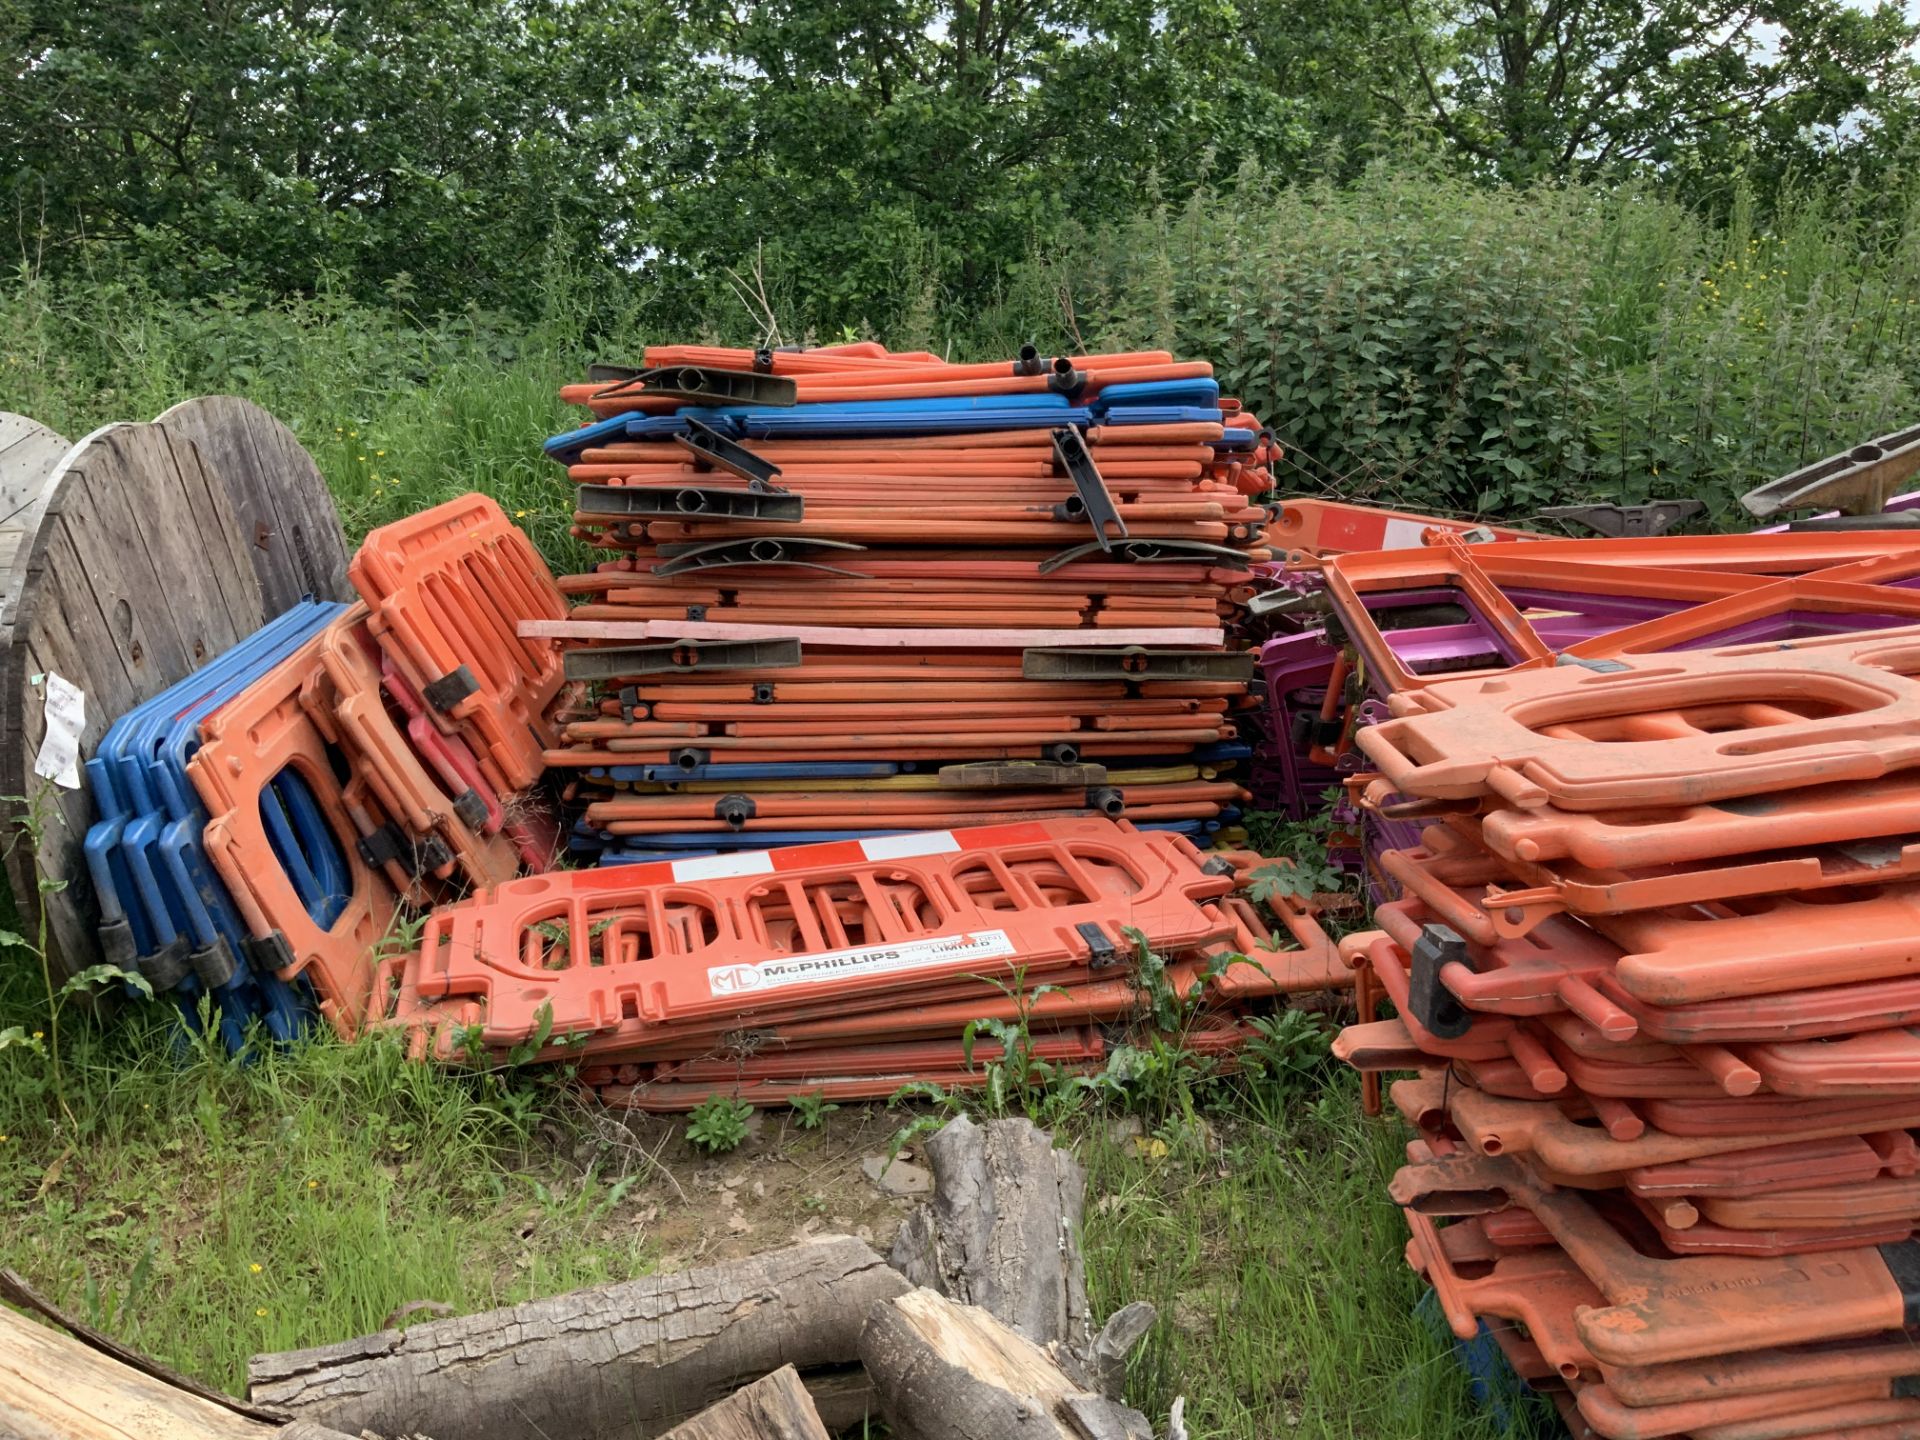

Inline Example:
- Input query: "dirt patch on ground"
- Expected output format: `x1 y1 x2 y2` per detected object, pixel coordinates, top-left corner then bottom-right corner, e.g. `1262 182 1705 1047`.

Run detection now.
531 1101 928 1272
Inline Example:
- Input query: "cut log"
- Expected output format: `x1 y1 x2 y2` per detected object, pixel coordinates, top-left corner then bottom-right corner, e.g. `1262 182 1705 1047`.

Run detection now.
658 1364 831 1440
889 1113 1090 1348
248 1235 908 1440
0 1296 365 1440
858 1288 1154 1440
889 1116 1157 1402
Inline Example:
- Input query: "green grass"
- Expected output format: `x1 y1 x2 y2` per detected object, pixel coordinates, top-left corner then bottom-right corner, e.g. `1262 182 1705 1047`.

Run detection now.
0 1010 1525 1439
0 188 1655 1434
0 995 652 1393
1083 1086 1543 1438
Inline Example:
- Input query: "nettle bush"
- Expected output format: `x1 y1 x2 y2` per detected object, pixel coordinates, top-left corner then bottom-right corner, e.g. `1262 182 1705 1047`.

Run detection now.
1031 167 1604 515
8 162 1920 529
1007 165 1920 522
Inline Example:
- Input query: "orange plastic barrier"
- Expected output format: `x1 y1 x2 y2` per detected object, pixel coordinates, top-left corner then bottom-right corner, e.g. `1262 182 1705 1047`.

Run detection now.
306 608 521 890
187 639 403 1036
351 493 570 792
380 818 1237 1060
1357 625 1920 811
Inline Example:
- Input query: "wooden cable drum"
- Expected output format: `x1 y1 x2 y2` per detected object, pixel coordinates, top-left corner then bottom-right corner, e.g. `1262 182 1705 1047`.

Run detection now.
0 398 352 978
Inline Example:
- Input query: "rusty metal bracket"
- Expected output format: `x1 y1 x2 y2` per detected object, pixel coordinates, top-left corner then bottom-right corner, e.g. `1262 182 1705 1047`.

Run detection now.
1038 536 1251 575
1050 426 1126 548
938 761 1110 788
564 637 803 683
1023 647 1255 682
674 417 788 494
653 536 866 577
575 484 804 522
589 365 797 408
1741 422 1920 517
1538 500 1705 538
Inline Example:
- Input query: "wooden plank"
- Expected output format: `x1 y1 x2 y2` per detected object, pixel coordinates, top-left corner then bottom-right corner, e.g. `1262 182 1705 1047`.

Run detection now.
156 396 352 610
0 417 294 976
242 404 351 601
658 1365 832 1440
0 1302 277 1440
0 411 70 519
160 425 271 639
519 620 1228 648
103 426 257 670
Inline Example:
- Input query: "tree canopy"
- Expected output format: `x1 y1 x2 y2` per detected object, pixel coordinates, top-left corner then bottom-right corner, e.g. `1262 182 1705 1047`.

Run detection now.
3 0 1916 326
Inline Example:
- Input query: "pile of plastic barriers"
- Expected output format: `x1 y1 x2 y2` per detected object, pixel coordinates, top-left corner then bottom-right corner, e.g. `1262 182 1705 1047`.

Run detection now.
538 342 1274 864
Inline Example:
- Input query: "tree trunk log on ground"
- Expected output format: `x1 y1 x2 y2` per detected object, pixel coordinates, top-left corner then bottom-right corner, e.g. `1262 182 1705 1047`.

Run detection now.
859 1288 1154 1440
658 1363 831 1440
0 1298 366 1440
247 1235 906 1440
888 1115 1154 1398
889 1113 1090 1347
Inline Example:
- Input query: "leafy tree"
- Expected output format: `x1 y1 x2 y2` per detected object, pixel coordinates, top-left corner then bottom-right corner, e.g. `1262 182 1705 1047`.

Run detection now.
638 0 1366 335
0 0 675 312
1388 0 1920 185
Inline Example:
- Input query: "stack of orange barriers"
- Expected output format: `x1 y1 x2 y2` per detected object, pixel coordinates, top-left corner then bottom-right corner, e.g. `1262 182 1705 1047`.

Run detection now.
1332 622 1920 1439
161 496 569 1038
536 343 1275 861
374 815 1354 1109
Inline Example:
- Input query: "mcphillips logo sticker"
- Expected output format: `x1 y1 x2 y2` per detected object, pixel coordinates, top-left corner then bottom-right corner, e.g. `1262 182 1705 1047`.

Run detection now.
706 929 1018 997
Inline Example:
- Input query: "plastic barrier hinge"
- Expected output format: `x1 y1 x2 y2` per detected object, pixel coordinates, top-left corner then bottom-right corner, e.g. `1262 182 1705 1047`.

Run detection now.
1882 1240 1920 1328
1408 924 1475 1041
1077 922 1121 969
423 664 479 713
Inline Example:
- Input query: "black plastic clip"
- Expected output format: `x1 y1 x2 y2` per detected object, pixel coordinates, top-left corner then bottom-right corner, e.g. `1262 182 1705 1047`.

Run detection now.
564 637 803 683
1882 1239 1920 1327
453 789 490 830
1407 924 1475 1040
98 917 137 971
1012 344 1045 377
357 823 412 870
714 794 756 829
1047 356 1088 400
1077 922 1121 969
669 746 712 772
1050 427 1126 549
242 932 297 977
1039 536 1248 575
675 417 788 494
417 835 454 875
1085 786 1125 818
574 484 803 523
1200 857 1238 878
654 535 867 578
590 365 796 408
423 665 479 713
139 936 192 993
190 935 239 990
